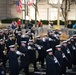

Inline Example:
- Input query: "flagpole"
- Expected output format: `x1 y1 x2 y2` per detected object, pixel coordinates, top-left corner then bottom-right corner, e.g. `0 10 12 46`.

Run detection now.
22 0 24 28
57 0 60 27
25 0 28 21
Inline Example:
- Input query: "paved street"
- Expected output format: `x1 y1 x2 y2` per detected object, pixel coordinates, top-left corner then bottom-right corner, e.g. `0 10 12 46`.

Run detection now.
6 61 46 75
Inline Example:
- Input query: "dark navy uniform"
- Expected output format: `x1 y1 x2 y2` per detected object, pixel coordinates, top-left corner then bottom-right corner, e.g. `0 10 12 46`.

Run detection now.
54 30 61 45
46 49 57 75
6 35 15 53
28 40 37 70
67 40 74 66
48 31 57 51
3 31 9 41
31 28 35 35
48 36 55 48
0 39 6 68
8 29 13 35
0 59 6 75
61 44 72 69
0 31 4 39
16 32 21 47
19 41 29 75
35 36 45 67
0 66 6 75
55 46 66 75
21 34 29 45
42 35 50 57
71 36 76 65
8 45 19 75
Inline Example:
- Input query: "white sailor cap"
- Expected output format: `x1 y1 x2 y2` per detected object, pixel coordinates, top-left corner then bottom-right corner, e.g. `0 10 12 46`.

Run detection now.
18 31 21 33
27 31 31 33
62 41 67 44
9 45 15 48
21 41 26 44
25 33 29 35
54 34 57 37
9 34 13 37
0 39 3 42
36 35 40 38
70 37 73 39
0 30 3 33
29 40 33 42
73 35 76 37
44 34 47 36
67 39 71 42
21 35 25 38
55 45 61 48
46 48 53 52
70 37 74 41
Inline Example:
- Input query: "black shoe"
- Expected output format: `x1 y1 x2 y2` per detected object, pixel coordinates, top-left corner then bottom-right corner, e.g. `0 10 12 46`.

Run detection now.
34 68 38 71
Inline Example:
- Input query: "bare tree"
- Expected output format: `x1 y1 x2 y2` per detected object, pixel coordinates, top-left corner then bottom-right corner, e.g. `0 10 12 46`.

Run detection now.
32 0 40 27
61 0 76 27
49 0 76 27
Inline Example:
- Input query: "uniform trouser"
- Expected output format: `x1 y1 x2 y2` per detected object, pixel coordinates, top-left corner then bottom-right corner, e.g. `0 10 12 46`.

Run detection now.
3 56 7 68
61 65 66 74
36 57 44 67
37 50 45 67
10 68 19 75
67 61 72 69
19 65 29 75
29 61 37 69
0 55 7 68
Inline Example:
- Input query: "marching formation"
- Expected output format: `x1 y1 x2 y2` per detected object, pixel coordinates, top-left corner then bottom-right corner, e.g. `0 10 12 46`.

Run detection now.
46 34 76 75
0 26 76 75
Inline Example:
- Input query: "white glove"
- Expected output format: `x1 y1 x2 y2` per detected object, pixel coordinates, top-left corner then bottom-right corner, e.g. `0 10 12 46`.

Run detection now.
16 51 22 55
43 38 46 42
28 46 32 49
38 46 41 50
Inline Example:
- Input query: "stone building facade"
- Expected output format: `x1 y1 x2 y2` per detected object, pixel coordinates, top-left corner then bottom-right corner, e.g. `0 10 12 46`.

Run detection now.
0 0 22 20
0 0 76 20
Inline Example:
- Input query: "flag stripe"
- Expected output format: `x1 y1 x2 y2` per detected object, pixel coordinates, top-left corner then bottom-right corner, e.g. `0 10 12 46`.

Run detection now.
20 0 22 8
16 0 22 13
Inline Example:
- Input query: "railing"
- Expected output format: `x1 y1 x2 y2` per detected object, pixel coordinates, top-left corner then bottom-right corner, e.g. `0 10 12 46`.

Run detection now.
60 28 76 40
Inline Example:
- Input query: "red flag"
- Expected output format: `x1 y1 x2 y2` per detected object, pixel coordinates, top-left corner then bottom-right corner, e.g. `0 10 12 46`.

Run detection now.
16 0 22 13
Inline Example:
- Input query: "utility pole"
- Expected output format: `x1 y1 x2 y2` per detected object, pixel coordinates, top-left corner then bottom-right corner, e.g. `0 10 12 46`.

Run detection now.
35 0 37 27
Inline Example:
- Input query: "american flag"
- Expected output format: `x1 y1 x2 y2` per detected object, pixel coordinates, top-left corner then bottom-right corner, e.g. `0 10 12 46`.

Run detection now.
28 0 34 6
16 0 22 13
